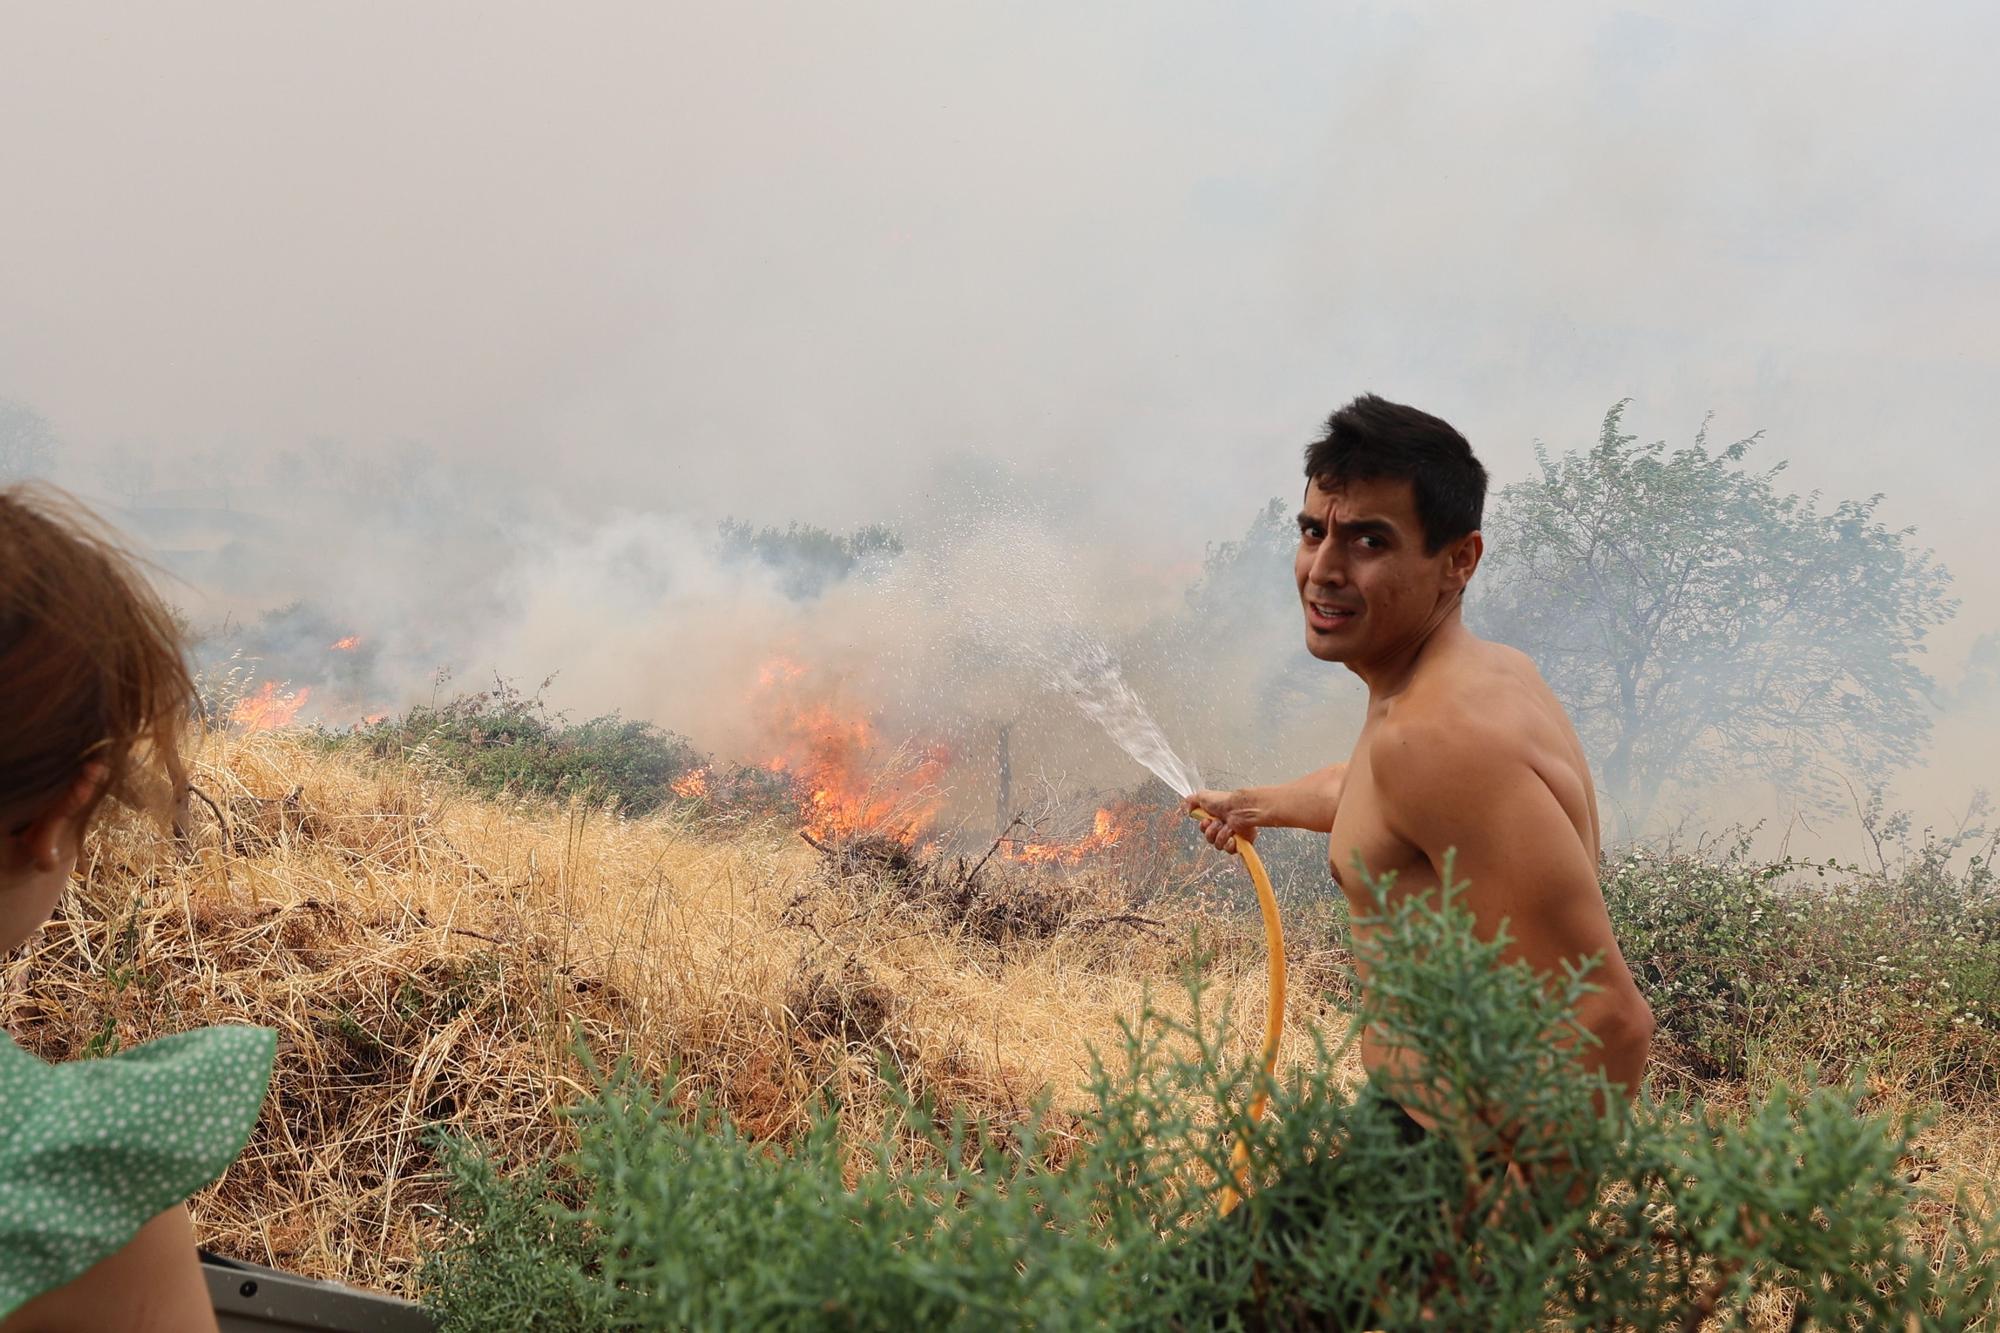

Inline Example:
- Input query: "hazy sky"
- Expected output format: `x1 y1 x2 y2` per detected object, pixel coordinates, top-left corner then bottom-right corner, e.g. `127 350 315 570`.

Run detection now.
2 2 1995 819
5 3 1993 553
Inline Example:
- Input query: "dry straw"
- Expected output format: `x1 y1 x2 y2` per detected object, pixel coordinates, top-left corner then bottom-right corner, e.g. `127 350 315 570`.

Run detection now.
0 732 1322 1297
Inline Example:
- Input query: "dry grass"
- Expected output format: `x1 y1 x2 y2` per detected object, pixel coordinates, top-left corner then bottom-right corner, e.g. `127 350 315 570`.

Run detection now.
0 731 1336 1298
1691 1075 2000 1332
3 731 1989 1327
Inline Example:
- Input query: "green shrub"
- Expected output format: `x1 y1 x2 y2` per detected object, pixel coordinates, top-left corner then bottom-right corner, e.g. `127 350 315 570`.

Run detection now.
716 519 904 601
421 1069 1116 1329
327 680 704 816
1604 845 2000 1100
421 1136 615 1329
421 863 2000 1330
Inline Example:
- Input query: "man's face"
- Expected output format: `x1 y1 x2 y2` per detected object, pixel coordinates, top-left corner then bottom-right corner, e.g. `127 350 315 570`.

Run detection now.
1294 475 1475 667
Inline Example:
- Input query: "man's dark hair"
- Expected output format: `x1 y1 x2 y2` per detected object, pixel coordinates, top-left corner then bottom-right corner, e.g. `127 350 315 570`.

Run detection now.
1303 394 1488 552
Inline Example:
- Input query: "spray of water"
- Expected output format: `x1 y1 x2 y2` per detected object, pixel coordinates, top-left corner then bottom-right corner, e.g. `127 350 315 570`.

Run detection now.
890 497 1208 803
1052 636 1202 799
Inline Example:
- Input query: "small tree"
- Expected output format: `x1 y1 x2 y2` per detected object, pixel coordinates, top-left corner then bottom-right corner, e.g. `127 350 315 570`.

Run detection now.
717 519 904 601
1478 402 1955 828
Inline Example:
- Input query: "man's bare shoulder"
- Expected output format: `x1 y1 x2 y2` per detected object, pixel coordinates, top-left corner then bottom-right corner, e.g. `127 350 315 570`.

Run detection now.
1368 691 1520 797
1370 642 1569 804
1372 633 1601 857
1386 637 1550 737
1415 632 1552 699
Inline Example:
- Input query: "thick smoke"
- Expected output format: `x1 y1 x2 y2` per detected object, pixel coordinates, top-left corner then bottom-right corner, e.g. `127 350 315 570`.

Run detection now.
1 3 1993 860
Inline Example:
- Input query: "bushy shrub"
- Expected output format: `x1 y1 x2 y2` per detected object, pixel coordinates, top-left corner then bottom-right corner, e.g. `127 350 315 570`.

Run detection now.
332 680 704 816
1604 845 2000 1100
422 1139 614 1329
716 518 904 601
420 864 2000 1330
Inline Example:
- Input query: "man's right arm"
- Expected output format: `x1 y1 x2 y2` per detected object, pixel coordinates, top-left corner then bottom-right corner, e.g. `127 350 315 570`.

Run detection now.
1184 763 1347 851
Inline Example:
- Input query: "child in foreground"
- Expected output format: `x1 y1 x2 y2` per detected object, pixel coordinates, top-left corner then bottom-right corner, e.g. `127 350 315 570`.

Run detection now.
0 484 274 1332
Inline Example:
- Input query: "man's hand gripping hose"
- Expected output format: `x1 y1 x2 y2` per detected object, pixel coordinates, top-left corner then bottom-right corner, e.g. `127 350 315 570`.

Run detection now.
1186 808 1286 1216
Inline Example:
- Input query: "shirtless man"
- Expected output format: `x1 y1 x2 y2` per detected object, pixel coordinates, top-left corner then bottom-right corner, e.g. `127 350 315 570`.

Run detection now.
1185 394 1653 1129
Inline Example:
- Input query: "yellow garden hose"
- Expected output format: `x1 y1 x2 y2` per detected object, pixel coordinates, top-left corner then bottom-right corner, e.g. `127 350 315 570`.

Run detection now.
1188 809 1286 1215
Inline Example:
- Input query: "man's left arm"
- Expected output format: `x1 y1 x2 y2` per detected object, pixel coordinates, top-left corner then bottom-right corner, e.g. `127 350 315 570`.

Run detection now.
1371 721 1654 1098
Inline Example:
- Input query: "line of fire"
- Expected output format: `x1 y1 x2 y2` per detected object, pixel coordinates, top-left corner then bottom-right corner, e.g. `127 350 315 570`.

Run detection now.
225 641 1169 871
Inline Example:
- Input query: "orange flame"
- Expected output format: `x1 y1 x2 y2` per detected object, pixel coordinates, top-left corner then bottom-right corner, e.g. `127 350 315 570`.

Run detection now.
753 658 948 844
758 656 807 688
671 768 711 799
329 635 361 651
1011 807 1130 865
232 682 311 731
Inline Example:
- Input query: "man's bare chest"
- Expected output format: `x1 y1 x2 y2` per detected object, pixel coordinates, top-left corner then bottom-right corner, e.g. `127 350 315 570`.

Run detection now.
1326 743 1434 911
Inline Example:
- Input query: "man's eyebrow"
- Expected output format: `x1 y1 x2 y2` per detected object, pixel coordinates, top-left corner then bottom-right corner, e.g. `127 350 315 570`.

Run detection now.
1336 516 1397 536
1298 512 1398 536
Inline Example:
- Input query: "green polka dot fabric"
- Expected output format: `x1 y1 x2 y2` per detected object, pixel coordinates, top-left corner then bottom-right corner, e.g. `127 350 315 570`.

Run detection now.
0 1024 275 1320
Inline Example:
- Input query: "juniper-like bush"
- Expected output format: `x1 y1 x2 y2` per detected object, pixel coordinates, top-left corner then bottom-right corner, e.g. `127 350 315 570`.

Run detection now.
329 678 704 816
420 861 2000 1331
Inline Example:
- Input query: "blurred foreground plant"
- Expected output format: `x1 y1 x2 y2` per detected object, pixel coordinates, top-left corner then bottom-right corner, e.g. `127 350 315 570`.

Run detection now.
422 862 2000 1331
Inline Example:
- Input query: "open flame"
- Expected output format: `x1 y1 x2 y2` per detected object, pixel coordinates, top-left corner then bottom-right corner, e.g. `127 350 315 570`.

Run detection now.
671 768 711 799
754 656 949 844
329 635 361 651
1010 806 1132 865
232 682 311 731
759 657 807 688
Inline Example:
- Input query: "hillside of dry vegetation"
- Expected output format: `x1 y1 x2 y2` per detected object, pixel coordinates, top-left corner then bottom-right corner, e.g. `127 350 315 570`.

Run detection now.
0 731 1333 1296
3 729 1996 1326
